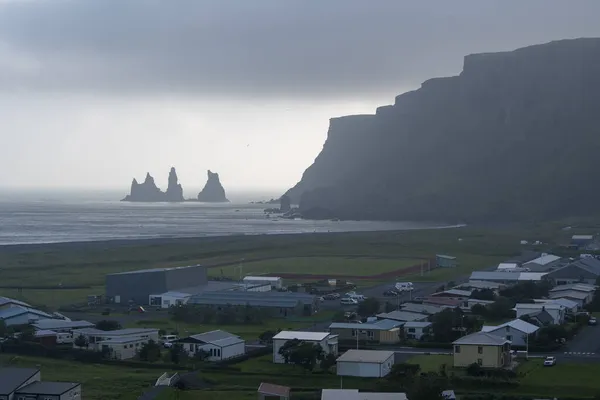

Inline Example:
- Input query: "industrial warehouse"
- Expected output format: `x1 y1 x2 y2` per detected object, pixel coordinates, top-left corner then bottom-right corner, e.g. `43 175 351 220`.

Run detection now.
105 265 317 315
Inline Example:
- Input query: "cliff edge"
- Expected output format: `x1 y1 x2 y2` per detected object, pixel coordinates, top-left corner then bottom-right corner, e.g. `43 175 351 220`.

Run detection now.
285 38 600 222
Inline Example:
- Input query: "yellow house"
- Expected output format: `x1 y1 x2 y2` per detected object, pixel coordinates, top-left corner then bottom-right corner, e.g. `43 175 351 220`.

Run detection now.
452 332 511 368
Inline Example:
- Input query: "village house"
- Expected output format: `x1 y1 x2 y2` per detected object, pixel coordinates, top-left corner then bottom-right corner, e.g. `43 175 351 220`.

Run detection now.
174 330 245 361
272 331 338 364
452 332 511 368
481 319 539 347
329 319 403 344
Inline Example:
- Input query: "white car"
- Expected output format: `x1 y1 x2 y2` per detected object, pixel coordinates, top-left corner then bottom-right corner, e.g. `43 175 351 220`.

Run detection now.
341 297 359 305
543 356 556 367
163 341 174 349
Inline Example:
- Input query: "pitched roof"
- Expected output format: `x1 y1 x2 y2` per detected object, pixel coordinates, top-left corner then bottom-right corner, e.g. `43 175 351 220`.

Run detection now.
73 328 158 336
329 319 403 331
401 303 444 315
518 272 547 281
188 290 315 307
480 319 539 334
376 310 429 322
258 383 290 398
572 235 594 240
524 254 561 266
469 271 521 281
33 319 94 331
273 331 330 341
0 296 31 308
108 264 202 275
321 389 408 400
529 310 554 325
422 297 463 307
515 303 563 310
15 382 80 396
0 306 52 321
182 330 244 346
453 332 510 346
550 283 596 293
549 290 589 300
0 368 39 395
336 350 395 363
546 298 580 309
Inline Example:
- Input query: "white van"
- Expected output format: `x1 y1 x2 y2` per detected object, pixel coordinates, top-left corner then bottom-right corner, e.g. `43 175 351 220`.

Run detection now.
159 334 178 344
341 297 358 305
395 282 414 291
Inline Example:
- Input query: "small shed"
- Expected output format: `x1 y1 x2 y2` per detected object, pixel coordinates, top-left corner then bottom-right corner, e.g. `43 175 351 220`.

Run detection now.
436 255 457 268
336 349 395 378
258 382 290 400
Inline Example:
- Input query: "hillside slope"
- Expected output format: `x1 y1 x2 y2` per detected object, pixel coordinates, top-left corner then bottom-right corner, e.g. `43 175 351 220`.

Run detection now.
286 38 600 223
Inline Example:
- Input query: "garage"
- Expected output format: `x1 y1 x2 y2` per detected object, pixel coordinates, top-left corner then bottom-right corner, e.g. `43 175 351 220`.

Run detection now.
336 350 395 378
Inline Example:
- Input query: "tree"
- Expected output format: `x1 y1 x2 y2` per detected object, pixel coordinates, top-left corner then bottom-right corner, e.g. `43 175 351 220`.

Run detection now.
486 297 515 320
278 339 324 371
471 289 495 301
170 344 188 365
332 311 347 322
96 320 122 331
357 298 381 317
259 330 277 343
139 340 161 362
320 353 337 372
0 320 7 338
74 334 88 349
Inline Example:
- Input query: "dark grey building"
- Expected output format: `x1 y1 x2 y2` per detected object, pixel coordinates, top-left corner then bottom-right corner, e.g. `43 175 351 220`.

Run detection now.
106 264 207 305
545 258 600 285
187 291 319 316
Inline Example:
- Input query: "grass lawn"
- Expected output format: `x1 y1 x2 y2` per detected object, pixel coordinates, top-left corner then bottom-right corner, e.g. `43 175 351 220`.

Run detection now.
406 355 453 372
517 359 600 397
208 256 424 278
0 354 164 400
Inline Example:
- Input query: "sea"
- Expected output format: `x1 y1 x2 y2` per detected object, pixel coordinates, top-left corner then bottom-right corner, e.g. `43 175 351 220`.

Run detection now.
0 189 456 246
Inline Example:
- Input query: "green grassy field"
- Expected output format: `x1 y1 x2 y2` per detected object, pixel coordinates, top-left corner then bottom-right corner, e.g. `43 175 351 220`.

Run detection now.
517 359 600 397
0 224 579 309
0 354 163 400
208 256 424 278
406 355 453 372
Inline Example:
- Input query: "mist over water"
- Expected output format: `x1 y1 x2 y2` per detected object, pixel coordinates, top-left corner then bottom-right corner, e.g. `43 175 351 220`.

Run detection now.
0 189 454 246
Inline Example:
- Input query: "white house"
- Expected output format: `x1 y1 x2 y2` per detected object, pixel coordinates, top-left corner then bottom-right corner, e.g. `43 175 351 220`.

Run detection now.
322 389 407 400
403 321 432 340
514 303 565 325
336 350 395 378
243 276 283 290
72 328 159 351
98 336 150 360
272 331 338 364
174 330 245 361
481 319 539 347
534 298 579 313
549 283 596 306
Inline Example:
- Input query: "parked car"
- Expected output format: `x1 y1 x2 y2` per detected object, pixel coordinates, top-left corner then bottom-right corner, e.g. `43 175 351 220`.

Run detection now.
543 356 556 367
341 297 359 305
160 334 178 346
589 317 597 326
383 290 399 297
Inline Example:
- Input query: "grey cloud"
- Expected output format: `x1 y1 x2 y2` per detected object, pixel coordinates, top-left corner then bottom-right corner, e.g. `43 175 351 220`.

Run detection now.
1 0 600 98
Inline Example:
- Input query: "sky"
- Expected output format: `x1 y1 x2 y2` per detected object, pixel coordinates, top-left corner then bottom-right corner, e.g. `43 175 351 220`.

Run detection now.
1 0 600 196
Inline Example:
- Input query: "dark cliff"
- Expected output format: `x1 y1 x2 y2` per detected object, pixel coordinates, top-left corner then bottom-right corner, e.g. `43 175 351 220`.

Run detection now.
286 38 600 223
197 170 229 202
122 168 185 202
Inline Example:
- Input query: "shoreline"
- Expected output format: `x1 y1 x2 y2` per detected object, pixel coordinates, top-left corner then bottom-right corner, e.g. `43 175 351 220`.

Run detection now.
0 224 466 252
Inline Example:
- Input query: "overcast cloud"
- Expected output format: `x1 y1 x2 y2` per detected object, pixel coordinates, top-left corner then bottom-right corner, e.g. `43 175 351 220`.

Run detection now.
1 0 600 194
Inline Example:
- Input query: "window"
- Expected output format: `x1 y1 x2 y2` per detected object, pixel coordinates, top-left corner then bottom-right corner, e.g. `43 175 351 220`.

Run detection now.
477 358 483 366
506 335 512 341
408 328 415 333
505 326 510 332
454 345 460 353
351 329 357 337
477 346 483 354
367 331 374 339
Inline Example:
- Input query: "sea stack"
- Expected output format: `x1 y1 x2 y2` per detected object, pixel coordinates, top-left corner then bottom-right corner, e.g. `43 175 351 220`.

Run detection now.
121 168 185 202
122 172 165 202
197 170 229 202
164 167 185 202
